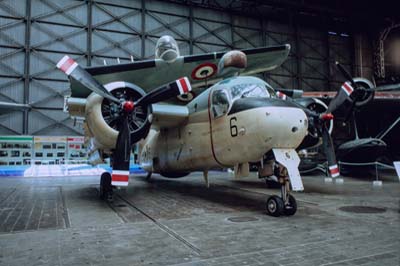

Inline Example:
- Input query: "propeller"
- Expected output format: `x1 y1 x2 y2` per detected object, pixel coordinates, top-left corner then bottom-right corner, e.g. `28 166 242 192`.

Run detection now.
321 122 339 177
309 110 338 178
57 56 120 103
57 55 192 186
309 63 361 177
276 91 339 177
317 62 384 177
336 62 357 88
279 62 399 178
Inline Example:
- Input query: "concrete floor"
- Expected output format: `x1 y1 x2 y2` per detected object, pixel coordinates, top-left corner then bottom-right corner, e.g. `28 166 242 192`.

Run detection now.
0 171 399 266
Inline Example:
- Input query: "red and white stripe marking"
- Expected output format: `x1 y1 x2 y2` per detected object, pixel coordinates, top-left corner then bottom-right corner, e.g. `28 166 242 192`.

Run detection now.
329 164 340 178
277 91 287 100
341 82 354 96
176 77 192 95
57 55 78 75
111 170 129 186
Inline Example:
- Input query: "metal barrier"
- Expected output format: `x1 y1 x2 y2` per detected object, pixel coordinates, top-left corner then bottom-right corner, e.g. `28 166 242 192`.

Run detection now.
338 161 397 185
300 160 398 185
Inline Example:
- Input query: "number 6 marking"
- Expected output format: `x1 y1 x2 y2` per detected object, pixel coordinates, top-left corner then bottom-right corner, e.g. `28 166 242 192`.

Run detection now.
230 117 238 137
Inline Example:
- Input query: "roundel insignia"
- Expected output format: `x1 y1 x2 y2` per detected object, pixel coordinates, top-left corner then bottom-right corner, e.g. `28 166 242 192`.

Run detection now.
191 63 217 80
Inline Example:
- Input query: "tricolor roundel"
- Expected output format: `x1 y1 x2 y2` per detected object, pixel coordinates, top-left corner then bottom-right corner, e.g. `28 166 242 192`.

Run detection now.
191 63 217 80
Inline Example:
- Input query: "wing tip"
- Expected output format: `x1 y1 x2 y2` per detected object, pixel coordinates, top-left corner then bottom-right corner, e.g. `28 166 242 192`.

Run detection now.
56 55 70 69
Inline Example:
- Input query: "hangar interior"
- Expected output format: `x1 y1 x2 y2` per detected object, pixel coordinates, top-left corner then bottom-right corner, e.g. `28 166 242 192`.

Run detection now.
0 0 393 132
1 0 398 166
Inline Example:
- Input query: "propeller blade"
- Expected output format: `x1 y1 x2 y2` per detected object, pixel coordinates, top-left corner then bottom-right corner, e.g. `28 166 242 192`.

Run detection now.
335 62 357 88
56 55 120 103
326 81 354 113
369 83 400 92
321 124 340 178
135 77 192 107
111 115 131 186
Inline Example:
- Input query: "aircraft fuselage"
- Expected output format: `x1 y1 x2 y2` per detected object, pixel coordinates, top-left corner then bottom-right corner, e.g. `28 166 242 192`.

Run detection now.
139 76 308 175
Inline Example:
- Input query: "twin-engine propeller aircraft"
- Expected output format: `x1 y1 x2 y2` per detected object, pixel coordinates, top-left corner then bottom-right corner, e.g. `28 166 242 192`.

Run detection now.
58 35 352 217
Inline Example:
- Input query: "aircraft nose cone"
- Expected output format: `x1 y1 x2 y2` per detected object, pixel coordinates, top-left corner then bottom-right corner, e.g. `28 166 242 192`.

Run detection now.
262 106 308 148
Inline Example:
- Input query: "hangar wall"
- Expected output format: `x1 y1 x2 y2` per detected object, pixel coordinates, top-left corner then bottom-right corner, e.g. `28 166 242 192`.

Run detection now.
0 0 370 136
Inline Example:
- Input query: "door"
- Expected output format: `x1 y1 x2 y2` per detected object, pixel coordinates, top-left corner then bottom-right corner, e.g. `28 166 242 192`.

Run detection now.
209 87 235 166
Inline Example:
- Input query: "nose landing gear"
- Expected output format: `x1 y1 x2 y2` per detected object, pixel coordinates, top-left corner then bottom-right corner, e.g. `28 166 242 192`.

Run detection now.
266 165 297 217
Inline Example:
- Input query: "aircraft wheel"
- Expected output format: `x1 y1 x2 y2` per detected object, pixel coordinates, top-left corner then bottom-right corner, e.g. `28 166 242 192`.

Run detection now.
283 195 297 216
100 172 113 201
266 195 284 217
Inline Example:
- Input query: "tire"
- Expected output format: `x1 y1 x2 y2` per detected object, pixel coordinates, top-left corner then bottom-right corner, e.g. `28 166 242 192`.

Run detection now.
266 195 284 217
283 195 297 216
100 172 112 200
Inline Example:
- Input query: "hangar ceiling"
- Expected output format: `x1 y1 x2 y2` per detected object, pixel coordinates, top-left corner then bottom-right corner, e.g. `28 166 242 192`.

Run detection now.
0 0 369 136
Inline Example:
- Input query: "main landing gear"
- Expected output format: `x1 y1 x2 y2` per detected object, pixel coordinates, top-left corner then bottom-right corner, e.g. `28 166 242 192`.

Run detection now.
100 172 113 201
266 165 297 217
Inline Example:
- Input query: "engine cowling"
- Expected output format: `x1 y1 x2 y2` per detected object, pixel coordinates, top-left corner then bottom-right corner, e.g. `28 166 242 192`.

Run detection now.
296 97 333 149
85 81 151 150
352 77 375 107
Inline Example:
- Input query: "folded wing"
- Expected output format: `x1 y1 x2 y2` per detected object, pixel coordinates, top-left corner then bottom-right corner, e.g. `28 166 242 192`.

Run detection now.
70 44 290 99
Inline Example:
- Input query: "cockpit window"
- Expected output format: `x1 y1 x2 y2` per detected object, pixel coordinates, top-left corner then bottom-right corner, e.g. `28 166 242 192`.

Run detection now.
230 83 275 101
212 89 230 118
155 35 179 62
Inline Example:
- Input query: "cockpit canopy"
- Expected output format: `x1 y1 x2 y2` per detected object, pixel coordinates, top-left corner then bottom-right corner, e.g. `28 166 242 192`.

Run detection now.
155 35 180 63
211 79 275 118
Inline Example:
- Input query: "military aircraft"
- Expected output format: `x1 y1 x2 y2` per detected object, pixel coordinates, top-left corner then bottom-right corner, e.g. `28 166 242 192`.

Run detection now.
57 35 352 217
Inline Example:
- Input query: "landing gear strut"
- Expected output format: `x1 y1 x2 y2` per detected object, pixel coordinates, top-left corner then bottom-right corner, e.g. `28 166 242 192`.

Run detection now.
100 172 113 201
266 164 297 217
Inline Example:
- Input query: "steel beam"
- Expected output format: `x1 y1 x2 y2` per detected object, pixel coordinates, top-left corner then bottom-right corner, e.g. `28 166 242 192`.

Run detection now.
23 0 31 134
293 12 301 90
189 5 194 54
87 0 92 66
141 0 146 59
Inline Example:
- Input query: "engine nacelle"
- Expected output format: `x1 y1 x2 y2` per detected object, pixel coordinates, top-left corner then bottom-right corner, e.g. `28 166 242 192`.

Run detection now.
296 97 333 150
352 77 375 107
85 81 151 151
217 50 247 77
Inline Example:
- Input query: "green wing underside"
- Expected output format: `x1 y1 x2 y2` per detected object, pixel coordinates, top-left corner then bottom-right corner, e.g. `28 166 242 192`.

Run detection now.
70 44 290 99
